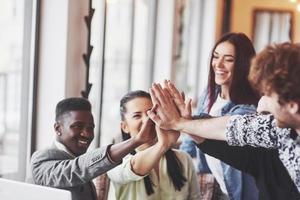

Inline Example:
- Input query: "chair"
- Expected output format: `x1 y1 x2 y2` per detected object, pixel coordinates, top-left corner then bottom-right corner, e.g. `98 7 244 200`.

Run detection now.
94 173 110 200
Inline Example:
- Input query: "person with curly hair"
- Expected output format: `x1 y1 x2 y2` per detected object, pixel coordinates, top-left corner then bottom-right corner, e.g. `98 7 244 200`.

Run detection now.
148 43 300 199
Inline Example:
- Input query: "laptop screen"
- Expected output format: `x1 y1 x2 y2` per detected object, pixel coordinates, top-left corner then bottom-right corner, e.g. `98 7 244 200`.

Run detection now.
0 178 72 200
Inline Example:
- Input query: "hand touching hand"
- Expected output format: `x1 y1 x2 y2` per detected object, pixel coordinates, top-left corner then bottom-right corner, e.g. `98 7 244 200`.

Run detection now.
135 117 156 144
163 80 192 119
163 80 205 143
148 83 182 131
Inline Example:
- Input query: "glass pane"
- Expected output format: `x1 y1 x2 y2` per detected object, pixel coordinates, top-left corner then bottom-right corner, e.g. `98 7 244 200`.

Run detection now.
130 0 155 90
173 0 201 99
100 0 134 145
253 11 292 52
90 0 156 147
0 1 25 177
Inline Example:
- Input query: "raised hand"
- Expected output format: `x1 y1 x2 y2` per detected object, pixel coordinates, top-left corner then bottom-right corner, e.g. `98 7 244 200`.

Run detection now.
135 117 156 144
148 83 182 131
163 80 192 119
163 80 205 143
129 124 179 176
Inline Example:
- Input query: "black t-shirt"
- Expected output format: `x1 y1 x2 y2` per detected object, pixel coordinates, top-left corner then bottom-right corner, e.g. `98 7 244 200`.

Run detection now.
197 140 300 200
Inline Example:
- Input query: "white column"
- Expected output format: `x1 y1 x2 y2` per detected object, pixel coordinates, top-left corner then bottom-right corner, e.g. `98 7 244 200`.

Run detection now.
153 0 175 82
36 0 88 150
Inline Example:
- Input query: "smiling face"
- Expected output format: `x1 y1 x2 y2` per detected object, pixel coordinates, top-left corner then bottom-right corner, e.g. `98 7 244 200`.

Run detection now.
121 97 154 143
55 110 95 156
212 41 236 88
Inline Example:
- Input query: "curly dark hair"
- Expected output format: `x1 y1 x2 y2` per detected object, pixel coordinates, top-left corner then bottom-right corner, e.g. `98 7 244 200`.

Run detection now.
249 42 300 105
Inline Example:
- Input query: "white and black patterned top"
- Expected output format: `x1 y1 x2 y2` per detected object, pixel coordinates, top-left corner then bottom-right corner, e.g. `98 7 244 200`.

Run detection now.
226 113 300 192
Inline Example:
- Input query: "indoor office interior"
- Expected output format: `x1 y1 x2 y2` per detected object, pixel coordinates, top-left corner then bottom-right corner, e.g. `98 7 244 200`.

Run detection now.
0 0 300 199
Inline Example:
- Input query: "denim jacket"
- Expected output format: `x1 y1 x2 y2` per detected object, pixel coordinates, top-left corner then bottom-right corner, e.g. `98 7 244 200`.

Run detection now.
180 88 258 200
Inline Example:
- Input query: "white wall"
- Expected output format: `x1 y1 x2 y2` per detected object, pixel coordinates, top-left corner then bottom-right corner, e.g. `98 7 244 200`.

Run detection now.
35 0 88 150
197 0 217 95
35 0 69 150
153 0 175 82
34 0 218 151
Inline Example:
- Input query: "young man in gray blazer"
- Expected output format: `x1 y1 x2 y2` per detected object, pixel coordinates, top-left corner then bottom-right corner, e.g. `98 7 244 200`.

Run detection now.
29 97 155 200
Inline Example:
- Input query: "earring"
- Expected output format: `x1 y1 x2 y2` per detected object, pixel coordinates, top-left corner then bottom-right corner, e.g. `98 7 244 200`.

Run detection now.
57 132 62 136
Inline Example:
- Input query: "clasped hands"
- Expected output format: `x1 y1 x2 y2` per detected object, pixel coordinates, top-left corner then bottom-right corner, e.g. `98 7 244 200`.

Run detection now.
138 80 192 148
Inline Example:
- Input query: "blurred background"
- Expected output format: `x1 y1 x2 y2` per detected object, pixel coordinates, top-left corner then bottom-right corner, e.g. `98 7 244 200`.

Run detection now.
0 0 299 182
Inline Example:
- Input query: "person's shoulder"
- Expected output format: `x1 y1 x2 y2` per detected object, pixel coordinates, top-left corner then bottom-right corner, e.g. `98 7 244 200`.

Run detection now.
31 147 66 161
229 104 257 115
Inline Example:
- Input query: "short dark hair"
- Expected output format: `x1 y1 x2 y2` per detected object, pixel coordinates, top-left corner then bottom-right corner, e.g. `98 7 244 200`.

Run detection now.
207 32 259 111
55 97 91 121
249 42 300 105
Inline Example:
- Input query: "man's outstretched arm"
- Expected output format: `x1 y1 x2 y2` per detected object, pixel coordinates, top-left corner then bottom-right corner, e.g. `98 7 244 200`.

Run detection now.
147 83 229 141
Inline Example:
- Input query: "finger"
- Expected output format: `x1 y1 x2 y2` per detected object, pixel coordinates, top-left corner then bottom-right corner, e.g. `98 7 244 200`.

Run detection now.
167 80 180 94
147 110 162 126
163 79 169 90
186 98 192 116
163 87 173 100
163 80 174 99
149 88 161 107
138 117 154 140
164 80 175 98
150 104 159 116
165 81 184 106
156 82 163 90
140 117 153 132
146 116 155 126
152 83 169 106
152 103 158 111
168 89 185 112
157 83 172 104
163 88 174 105
168 81 183 101
181 91 185 101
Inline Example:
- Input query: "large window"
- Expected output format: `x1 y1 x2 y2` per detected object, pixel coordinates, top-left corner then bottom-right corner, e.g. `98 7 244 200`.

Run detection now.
253 9 293 52
172 0 217 103
0 0 35 180
89 0 217 147
90 0 157 146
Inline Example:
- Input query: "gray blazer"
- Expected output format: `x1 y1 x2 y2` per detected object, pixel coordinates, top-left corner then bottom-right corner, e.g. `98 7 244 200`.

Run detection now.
28 144 120 200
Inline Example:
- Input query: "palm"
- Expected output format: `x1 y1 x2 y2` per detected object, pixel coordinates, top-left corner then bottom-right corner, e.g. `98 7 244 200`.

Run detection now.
137 118 156 143
164 81 192 119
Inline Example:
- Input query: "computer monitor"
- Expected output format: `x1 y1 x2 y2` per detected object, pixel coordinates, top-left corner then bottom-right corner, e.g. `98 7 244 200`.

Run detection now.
0 178 72 200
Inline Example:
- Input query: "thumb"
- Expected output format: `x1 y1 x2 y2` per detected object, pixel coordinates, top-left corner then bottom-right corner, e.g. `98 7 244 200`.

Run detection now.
147 110 161 126
181 91 185 101
186 98 192 114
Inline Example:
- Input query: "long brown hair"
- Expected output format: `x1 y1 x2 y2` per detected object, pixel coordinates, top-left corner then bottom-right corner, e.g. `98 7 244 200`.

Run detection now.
207 32 259 112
